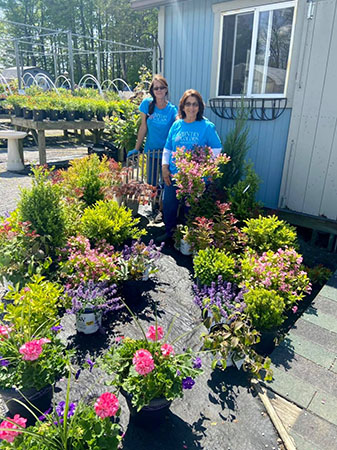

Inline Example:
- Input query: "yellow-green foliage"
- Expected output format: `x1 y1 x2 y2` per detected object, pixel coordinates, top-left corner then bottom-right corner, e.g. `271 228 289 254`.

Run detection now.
244 287 285 331
81 200 146 247
56 154 111 206
1 275 64 333
242 215 298 253
193 247 236 286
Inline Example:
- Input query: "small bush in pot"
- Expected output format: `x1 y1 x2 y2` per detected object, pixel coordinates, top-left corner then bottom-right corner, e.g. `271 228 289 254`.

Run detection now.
193 247 236 286
242 215 298 254
243 287 285 331
58 235 122 287
80 199 146 247
118 240 163 281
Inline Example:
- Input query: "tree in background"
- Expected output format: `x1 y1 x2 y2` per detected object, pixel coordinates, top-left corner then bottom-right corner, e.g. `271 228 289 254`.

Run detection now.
0 0 158 86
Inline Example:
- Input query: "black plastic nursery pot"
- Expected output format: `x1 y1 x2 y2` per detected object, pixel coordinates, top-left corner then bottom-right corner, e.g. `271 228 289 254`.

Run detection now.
83 110 94 121
0 384 53 426
32 109 46 121
87 143 119 161
65 110 76 121
253 328 279 356
120 388 172 426
48 109 60 121
23 107 33 120
14 105 23 117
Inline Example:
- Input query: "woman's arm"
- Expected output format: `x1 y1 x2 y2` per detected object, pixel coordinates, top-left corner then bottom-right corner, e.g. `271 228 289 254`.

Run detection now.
134 112 148 151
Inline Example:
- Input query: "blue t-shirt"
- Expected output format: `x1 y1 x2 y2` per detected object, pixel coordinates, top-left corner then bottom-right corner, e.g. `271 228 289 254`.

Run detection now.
139 97 177 153
164 118 222 174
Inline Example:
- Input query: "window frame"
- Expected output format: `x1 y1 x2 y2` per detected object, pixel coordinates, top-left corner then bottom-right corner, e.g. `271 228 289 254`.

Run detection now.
215 0 296 99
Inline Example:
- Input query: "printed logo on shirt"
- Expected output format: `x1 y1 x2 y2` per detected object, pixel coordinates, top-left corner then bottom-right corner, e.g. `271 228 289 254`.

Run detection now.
148 112 169 124
174 131 200 145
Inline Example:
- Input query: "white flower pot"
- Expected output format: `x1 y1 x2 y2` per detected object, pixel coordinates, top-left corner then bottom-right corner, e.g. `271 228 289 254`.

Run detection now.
232 355 245 370
142 266 150 281
76 309 102 334
180 238 192 255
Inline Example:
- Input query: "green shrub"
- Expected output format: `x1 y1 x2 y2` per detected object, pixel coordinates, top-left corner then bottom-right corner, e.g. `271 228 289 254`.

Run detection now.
244 288 285 331
242 215 298 253
55 154 109 206
227 162 261 221
81 200 146 246
18 166 66 251
193 247 236 286
1 275 64 333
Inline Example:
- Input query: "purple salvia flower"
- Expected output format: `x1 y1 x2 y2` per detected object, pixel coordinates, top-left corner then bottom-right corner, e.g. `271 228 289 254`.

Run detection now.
193 357 202 369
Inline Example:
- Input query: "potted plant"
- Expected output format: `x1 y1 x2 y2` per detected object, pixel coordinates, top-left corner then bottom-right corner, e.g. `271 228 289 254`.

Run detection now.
172 145 230 207
98 319 203 424
201 310 273 379
0 377 121 449
0 322 70 425
64 281 122 334
193 247 236 286
174 225 193 255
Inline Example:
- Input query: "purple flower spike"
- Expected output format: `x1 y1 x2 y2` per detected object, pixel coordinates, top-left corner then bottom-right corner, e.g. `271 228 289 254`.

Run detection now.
193 357 202 369
38 407 52 421
56 401 76 418
176 369 181 376
51 325 63 332
75 369 81 380
182 377 195 390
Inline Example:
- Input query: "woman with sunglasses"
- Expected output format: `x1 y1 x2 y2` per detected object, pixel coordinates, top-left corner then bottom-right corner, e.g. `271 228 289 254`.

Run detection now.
160 89 222 243
129 75 178 190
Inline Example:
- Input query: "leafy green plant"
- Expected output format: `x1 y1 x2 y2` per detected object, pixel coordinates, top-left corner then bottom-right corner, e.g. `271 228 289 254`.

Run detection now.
243 287 285 331
0 210 51 288
239 248 311 309
304 264 332 287
227 162 262 221
81 199 146 247
53 154 110 206
193 248 236 286
0 375 121 450
99 320 202 412
201 311 273 381
1 275 64 333
104 102 140 153
18 166 66 251
242 215 298 253
0 323 69 391
217 106 250 190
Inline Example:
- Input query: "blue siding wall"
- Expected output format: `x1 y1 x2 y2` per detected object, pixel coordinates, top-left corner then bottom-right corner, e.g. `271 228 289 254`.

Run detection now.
163 0 291 208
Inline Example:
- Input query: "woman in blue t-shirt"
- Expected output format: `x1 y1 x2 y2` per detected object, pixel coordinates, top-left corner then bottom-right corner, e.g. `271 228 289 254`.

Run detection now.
160 89 222 243
129 75 177 189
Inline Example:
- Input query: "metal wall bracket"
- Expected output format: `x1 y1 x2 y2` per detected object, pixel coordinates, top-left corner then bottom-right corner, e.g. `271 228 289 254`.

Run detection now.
209 97 287 121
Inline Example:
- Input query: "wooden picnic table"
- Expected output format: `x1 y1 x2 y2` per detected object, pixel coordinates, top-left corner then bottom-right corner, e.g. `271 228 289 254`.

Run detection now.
10 116 105 165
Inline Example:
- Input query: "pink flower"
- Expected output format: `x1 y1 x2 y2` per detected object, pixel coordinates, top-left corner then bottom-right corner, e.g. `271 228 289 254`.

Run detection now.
94 392 119 419
0 414 27 442
292 306 298 313
161 343 175 357
146 325 164 341
19 339 45 361
0 325 12 339
37 338 51 345
132 349 155 375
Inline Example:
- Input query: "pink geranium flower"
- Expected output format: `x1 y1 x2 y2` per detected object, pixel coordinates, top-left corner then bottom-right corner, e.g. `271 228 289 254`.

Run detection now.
132 349 155 375
0 414 27 442
161 343 175 357
19 338 49 361
0 325 12 339
94 392 119 419
146 325 164 341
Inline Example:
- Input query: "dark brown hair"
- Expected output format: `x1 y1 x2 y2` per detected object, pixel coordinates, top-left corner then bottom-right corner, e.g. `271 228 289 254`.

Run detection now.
148 75 169 116
178 89 204 121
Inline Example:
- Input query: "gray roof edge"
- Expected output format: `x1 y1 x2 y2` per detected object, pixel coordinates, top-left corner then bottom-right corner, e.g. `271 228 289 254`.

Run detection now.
131 0 184 10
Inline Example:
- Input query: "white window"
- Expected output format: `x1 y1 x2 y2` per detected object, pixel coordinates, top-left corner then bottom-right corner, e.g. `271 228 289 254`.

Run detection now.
216 1 295 98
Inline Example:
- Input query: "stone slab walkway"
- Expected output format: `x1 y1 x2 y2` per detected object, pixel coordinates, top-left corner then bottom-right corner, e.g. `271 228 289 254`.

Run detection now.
264 272 337 450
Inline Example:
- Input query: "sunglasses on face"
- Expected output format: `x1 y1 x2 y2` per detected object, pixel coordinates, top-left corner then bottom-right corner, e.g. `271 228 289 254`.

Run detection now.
184 102 199 107
153 86 166 91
